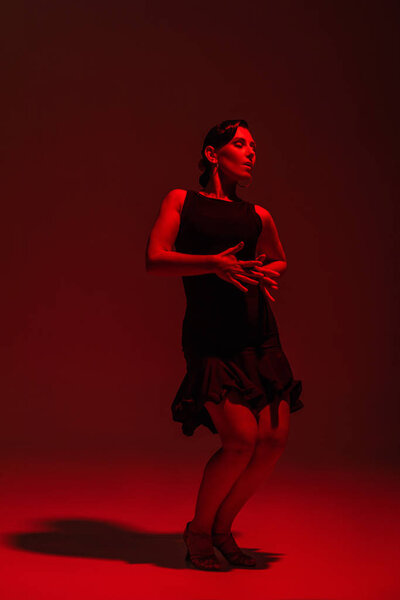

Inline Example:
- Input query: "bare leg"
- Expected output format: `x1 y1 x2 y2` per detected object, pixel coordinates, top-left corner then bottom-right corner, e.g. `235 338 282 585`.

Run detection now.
212 399 290 533
189 394 258 535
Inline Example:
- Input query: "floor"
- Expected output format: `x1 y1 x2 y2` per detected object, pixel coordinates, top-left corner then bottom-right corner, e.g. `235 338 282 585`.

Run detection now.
1 455 399 600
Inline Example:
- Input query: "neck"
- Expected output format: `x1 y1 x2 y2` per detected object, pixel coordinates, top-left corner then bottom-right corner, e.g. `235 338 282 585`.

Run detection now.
202 172 238 200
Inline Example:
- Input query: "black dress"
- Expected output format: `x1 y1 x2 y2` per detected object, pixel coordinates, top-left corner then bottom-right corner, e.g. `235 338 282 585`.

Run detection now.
171 190 303 436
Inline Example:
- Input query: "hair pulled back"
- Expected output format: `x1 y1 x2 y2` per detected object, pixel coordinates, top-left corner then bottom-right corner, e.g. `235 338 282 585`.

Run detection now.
198 119 249 188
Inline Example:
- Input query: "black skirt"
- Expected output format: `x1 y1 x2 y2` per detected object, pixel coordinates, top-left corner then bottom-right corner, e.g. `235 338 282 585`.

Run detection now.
171 333 303 437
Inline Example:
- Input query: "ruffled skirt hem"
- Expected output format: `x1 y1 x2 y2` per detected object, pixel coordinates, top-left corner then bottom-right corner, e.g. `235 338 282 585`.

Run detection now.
171 341 304 437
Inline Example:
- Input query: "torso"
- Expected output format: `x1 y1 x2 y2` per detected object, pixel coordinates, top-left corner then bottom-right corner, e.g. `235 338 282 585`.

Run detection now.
174 189 277 355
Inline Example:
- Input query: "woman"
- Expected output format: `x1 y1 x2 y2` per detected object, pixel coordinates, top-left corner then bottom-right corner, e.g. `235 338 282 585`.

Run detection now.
145 119 303 571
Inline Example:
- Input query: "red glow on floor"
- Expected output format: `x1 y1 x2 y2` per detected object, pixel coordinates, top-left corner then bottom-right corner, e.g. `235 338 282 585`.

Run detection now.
1 456 399 599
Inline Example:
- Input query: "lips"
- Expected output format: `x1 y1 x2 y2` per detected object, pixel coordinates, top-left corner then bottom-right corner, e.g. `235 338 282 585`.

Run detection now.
243 162 253 168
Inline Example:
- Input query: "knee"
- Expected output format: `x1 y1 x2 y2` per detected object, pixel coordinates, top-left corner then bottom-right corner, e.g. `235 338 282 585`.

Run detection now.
223 436 257 456
256 431 288 453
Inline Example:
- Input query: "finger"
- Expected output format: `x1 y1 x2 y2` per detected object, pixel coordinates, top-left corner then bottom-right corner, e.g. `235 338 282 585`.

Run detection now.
265 281 279 289
263 279 279 289
262 288 275 302
238 260 264 268
226 273 248 293
239 267 265 279
246 267 279 285
229 241 244 254
219 241 244 256
268 279 279 289
260 283 275 303
235 273 262 285
264 269 280 277
235 270 263 283
247 266 266 275
262 276 280 285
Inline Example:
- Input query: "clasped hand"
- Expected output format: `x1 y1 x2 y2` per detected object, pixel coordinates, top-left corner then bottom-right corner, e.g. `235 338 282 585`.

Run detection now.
214 242 280 302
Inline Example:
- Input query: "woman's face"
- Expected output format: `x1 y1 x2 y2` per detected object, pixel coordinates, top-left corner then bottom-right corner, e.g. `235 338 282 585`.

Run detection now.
207 126 257 186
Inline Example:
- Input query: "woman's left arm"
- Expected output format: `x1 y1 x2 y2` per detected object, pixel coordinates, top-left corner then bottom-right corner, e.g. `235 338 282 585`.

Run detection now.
253 204 287 274
249 205 287 302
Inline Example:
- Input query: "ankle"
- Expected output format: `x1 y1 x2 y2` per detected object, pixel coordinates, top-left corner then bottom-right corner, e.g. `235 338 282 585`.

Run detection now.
212 524 232 535
188 521 212 536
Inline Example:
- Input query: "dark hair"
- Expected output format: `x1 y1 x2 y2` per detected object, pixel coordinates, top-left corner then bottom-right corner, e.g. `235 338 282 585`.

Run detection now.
198 119 250 188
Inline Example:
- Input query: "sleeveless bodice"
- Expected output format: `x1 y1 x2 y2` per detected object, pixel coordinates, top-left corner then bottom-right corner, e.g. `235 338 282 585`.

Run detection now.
174 190 279 355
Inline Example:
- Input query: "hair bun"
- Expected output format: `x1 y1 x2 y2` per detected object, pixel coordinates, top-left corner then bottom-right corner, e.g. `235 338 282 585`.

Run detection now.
199 171 209 188
198 157 206 171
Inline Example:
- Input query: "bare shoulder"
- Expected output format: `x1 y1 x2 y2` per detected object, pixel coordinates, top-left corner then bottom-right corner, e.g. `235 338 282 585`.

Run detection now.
162 188 188 214
253 203 272 225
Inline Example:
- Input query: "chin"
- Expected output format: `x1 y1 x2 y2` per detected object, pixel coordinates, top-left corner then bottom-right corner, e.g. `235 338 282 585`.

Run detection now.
237 175 253 188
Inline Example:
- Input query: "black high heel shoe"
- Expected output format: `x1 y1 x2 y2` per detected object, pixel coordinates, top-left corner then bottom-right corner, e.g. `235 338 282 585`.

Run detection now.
183 521 223 571
212 531 256 567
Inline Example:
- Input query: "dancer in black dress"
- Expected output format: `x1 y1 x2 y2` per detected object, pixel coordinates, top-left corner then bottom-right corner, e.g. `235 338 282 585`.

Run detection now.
146 119 303 571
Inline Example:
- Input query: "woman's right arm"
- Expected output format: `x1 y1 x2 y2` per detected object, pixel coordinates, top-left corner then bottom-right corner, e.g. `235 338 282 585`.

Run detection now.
145 189 218 276
145 189 266 289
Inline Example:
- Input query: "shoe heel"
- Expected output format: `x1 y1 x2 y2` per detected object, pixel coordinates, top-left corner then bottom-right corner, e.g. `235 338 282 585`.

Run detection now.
183 522 223 571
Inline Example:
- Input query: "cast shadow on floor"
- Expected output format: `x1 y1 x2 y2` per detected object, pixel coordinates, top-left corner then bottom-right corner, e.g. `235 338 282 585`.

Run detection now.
5 517 282 570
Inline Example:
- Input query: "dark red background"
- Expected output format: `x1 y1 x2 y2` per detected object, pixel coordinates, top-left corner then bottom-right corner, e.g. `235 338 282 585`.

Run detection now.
2 1 399 467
